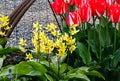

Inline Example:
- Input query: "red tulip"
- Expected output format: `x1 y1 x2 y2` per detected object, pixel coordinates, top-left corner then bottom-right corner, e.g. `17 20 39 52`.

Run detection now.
107 3 120 23
51 0 68 15
115 0 120 4
79 4 92 22
66 11 81 26
88 0 107 17
64 0 75 5
74 0 83 7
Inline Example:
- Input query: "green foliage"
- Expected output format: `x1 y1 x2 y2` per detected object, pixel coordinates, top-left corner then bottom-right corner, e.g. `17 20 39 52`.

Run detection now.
0 46 20 56
113 48 120 68
0 61 47 76
0 58 3 68
0 55 104 81
0 38 8 45
76 42 91 64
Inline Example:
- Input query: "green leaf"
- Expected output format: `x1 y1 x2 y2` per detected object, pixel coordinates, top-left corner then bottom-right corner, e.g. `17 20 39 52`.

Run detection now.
59 80 68 81
45 73 55 81
113 48 120 67
16 61 47 76
0 38 8 45
0 47 20 56
60 64 67 74
65 67 90 81
66 72 90 81
76 67 105 80
0 61 47 76
85 70 105 80
89 40 99 58
75 42 91 64
51 55 67 64
0 58 3 68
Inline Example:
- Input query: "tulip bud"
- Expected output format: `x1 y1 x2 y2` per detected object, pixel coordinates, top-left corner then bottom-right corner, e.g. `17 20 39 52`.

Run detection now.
66 11 81 26
79 4 92 22
51 0 68 15
107 3 120 23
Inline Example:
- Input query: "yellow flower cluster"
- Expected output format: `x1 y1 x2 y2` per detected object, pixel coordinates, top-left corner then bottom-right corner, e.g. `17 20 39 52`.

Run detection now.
46 23 60 37
18 22 77 59
32 22 55 54
32 22 76 57
18 38 33 60
55 33 76 56
70 24 79 35
0 14 11 37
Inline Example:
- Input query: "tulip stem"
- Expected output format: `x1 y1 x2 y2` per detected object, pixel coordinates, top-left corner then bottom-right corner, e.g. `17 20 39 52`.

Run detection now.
87 22 90 55
93 16 96 42
82 22 86 36
106 19 109 46
114 23 117 52
99 19 102 61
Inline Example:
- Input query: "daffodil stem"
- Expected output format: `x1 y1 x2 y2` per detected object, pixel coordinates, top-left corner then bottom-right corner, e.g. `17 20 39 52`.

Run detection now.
66 54 69 74
58 57 60 78
47 54 50 67
114 23 117 52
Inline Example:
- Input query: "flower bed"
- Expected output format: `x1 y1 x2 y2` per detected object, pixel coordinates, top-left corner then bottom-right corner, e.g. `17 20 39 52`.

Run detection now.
0 0 120 81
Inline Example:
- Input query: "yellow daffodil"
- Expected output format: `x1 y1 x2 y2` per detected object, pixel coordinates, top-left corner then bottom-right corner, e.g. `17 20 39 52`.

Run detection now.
70 24 79 35
33 22 42 30
56 43 66 56
66 37 76 45
70 24 78 28
26 53 33 60
70 28 79 35
51 30 60 37
55 38 62 48
19 38 27 46
0 15 9 24
46 23 57 32
69 45 76 53
44 40 54 54
62 33 69 41
4 26 11 30
0 31 6 36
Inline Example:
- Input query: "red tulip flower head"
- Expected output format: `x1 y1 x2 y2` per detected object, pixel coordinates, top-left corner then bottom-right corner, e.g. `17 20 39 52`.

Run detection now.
66 11 81 26
79 4 92 22
88 0 107 17
51 0 68 15
115 0 120 4
74 0 83 7
107 3 120 23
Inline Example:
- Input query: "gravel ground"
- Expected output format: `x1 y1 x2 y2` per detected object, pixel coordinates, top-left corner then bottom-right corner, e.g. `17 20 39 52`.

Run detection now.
0 0 59 46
